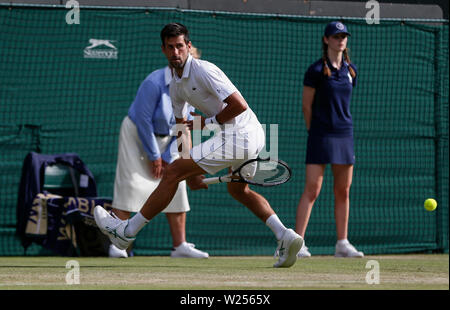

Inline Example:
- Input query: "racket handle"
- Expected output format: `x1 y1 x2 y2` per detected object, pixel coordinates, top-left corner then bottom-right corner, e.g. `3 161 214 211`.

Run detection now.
203 174 232 185
203 177 221 185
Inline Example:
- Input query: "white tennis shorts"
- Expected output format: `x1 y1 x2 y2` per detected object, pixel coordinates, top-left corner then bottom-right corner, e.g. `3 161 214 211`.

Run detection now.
190 121 266 175
112 116 190 213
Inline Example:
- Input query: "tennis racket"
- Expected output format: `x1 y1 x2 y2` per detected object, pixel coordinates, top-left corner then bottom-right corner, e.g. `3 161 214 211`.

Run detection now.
202 158 291 187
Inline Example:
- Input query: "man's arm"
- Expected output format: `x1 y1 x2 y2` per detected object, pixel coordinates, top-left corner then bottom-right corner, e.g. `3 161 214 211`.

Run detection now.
175 116 192 159
187 91 248 129
174 116 208 190
215 91 248 124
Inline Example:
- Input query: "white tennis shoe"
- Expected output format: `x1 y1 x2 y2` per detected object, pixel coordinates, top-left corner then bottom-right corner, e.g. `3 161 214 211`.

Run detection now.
94 205 135 251
335 240 364 258
273 229 303 268
171 242 209 258
297 242 312 258
108 244 128 258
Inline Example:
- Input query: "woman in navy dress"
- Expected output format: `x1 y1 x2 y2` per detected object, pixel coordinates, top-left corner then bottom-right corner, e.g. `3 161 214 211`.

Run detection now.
295 21 364 258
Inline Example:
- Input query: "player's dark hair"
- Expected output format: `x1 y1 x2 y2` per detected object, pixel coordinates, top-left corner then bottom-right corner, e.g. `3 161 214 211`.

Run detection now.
160 23 190 46
322 37 356 79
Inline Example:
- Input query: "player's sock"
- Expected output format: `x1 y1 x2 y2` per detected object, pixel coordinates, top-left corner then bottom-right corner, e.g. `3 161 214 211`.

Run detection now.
124 212 149 237
337 238 350 246
265 214 287 240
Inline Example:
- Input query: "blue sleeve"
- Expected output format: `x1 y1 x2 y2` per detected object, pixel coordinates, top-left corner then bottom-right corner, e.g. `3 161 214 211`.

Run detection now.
161 136 177 164
132 79 161 161
303 64 321 89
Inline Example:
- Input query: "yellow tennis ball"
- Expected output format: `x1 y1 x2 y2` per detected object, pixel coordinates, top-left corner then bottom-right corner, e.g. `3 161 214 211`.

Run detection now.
424 198 437 211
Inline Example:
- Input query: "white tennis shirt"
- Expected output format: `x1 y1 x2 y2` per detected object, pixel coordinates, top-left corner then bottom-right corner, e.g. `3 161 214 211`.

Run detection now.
170 54 259 129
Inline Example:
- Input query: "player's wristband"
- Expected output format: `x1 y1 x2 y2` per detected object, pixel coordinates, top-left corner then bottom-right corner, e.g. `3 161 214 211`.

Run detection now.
205 115 220 125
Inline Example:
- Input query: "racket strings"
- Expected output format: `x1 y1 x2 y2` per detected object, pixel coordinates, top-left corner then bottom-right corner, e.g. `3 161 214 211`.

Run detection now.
245 161 290 185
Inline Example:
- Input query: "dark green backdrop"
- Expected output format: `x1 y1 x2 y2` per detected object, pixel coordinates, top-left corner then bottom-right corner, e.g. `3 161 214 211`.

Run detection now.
0 5 448 255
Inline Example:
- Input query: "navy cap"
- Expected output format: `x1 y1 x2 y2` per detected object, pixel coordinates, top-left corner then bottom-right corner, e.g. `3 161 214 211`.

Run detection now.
324 21 351 37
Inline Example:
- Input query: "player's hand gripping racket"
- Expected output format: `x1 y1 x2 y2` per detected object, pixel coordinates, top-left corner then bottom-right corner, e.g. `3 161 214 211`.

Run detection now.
202 158 291 187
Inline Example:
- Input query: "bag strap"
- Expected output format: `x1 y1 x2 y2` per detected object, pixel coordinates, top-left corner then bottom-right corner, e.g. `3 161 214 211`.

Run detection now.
67 166 79 197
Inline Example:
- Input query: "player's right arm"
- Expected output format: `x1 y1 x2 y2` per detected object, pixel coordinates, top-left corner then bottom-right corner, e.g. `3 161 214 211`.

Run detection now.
174 115 192 159
174 115 207 190
170 82 192 159
302 86 315 131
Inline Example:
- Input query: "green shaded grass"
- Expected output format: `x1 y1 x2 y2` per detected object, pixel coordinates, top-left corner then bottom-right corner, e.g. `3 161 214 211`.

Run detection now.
0 254 448 290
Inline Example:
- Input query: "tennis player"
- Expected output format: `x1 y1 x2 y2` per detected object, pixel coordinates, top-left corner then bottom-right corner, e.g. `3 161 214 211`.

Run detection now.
295 21 363 258
108 46 208 259
94 23 303 268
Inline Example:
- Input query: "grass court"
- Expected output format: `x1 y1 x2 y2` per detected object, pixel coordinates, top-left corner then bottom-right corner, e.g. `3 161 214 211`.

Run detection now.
0 254 447 290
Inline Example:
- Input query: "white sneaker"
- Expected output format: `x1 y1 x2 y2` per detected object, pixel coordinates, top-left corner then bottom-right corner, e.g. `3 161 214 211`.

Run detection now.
273 229 303 268
335 240 364 258
108 244 128 258
94 205 135 251
171 242 209 258
297 242 311 258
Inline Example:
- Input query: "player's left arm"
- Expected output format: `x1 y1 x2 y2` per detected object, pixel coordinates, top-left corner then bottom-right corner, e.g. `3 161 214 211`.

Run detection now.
191 63 248 127
215 91 248 124
188 91 248 129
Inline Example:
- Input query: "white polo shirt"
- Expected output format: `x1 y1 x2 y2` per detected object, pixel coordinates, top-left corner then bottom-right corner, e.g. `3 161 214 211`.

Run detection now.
170 54 258 129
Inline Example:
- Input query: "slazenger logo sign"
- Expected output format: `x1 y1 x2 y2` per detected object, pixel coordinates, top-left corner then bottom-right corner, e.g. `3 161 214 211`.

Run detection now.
84 39 118 59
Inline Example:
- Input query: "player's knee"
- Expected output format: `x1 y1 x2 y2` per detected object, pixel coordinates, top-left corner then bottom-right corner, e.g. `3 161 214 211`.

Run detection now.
227 182 250 198
162 161 184 184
